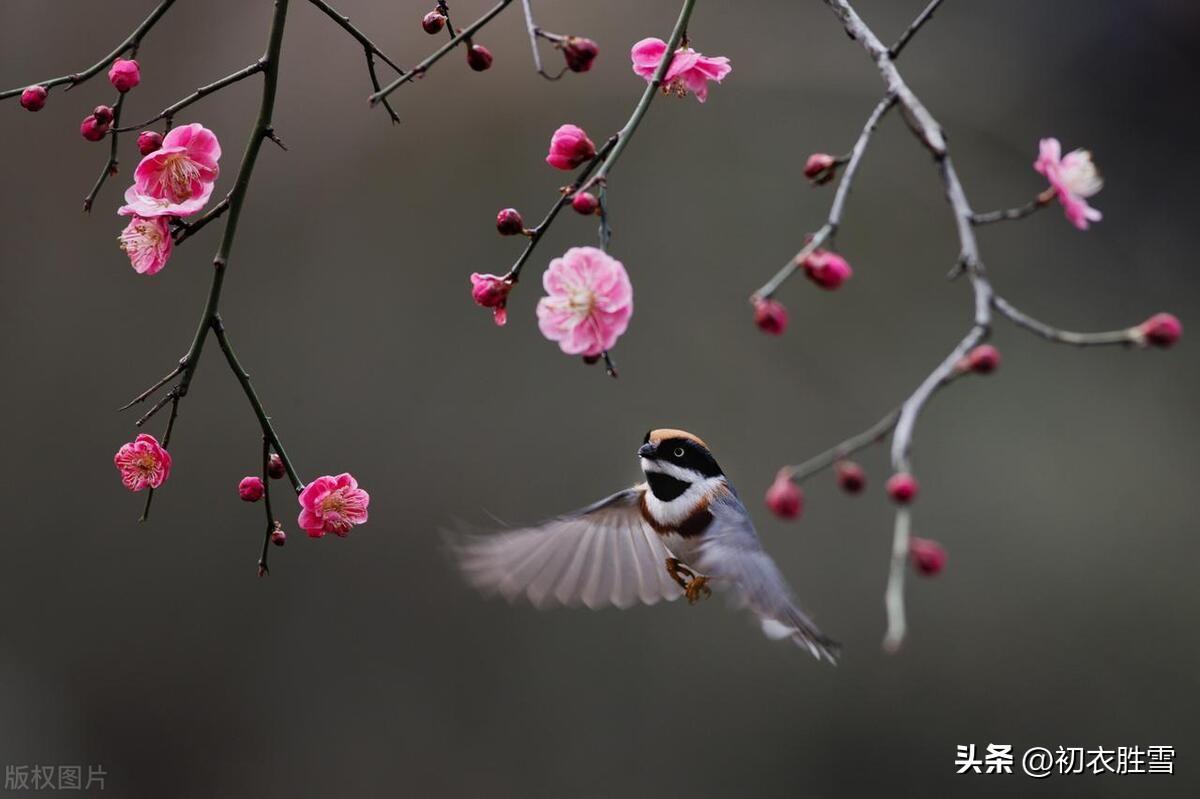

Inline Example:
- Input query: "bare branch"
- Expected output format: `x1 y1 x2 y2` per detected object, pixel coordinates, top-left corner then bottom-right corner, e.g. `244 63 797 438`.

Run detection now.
888 0 945 59
114 61 265 132
304 0 403 123
993 295 1139 347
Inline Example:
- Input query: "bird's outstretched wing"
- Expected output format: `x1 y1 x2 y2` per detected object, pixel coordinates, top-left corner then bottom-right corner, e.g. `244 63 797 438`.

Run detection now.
457 486 684 609
695 494 840 663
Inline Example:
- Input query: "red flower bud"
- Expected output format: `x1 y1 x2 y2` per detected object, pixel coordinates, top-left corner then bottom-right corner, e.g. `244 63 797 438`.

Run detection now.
571 192 599 215
271 528 287 546
267 453 286 480
886 472 919 504
960 343 1001 374
495 207 525 236
563 37 599 73
470 272 512 327
137 130 163 155
80 115 110 142
765 470 803 519
108 58 141 93
422 11 446 34
466 44 494 72
803 152 837 183
1138 312 1182 348
835 460 866 494
803 249 853 290
238 476 265 502
19 85 47 112
909 537 946 576
91 105 114 125
753 297 788 336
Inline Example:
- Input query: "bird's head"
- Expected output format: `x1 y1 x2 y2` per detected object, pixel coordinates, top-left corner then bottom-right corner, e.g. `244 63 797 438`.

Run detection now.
638 429 726 526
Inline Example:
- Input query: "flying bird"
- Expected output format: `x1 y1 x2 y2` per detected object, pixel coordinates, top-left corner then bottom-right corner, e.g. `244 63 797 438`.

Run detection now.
457 429 839 662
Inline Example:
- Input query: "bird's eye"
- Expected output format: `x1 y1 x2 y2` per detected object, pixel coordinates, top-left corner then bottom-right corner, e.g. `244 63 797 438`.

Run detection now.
673 447 685 458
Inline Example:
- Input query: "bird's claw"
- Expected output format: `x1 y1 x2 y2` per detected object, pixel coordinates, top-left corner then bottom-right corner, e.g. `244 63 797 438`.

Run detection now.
666 557 711 605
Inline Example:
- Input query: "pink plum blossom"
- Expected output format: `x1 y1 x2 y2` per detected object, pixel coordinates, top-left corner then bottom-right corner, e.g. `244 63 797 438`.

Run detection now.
545 124 596 170
630 37 731 103
470 273 513 326
117 215 173 275
1034 137 1102 230
114 433 172 491
298 473 370 538
536 246 633 357
119 122 221 218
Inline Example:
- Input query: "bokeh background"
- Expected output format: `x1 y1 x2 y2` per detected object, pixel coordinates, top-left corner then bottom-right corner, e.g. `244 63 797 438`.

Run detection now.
1 1 1198 797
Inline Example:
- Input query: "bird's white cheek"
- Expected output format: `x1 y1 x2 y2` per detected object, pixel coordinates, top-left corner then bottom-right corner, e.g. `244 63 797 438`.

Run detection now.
643 477 723 527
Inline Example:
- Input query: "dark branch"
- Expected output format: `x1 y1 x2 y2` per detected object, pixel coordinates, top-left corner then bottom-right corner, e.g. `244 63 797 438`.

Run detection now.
888 0 945 59
114 61 265 132
304 0 404 123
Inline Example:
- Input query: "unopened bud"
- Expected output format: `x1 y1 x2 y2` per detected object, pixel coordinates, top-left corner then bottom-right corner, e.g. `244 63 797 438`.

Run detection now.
80 115 109 142
267 453 286 480
466 44 494 72
238 476 265 502
753 297 788 336
108 59 141 93
1138 312 1182 348
571 191 599 215
959 344 1001 374
495 207 525 236
562 37 599 73
803 249 852 290
803 152 838 184
19 85 47 112
909 537 946 576
886 472 919 504
835 460 866 494
137 130 163 155
422 11 446 34
91 105 114 125
765 470 803 519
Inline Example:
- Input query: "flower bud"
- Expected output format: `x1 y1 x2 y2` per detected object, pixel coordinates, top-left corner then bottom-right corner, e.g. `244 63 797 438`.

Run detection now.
886 472 919 504
238 476 265 502
91 105 114 125
803 152 838 184
108 58 141 92
267 453 286 480
470 272 512 327
80 115 110 142
562 37 599 73
19 85 47 112
545 124 596 170
571 191 599 215
137 130 163 155
1138 312 1182 348
495 207 525 236
271 528 287 546
466 44 494 72
765 470 803 519
752 297 788 336
422 10 446 34
959 343 1001 374
835 460 866 494
803 249 853 290
909 537 946 576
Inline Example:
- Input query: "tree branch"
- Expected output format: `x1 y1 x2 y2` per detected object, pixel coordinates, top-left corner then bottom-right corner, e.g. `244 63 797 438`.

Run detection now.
992 295 1139 347
114 61 266 132
888 0 945 59
304 0 404 123
0 0 177 100
369 0 515 106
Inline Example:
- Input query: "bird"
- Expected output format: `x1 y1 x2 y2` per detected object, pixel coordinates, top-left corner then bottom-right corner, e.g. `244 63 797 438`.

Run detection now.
456 428 839 663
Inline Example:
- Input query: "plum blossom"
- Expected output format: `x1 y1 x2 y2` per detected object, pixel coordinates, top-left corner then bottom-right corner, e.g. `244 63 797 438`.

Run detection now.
298 473 370 538
108 58 141 92
119 122 221 218
118 215 173 275
546 124 596 170
114 433 172 491
1034 137 1102 230
470 272 513 326
630 37 731 103
536 246 632 357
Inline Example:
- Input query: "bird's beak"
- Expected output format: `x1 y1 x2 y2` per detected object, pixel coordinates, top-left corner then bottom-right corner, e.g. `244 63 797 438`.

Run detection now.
637 443 657 459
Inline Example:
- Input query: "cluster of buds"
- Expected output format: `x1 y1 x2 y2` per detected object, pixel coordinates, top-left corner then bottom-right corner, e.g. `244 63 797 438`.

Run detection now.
77 59 142 141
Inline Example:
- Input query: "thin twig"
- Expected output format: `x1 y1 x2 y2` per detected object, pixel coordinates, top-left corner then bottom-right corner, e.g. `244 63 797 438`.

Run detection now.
369 0 515 106
212 316 304 494
578 0 698 195
257 436 280 576
505 135 617 282
993 295 1138 347
138 392 180 523
0 0 177 100
784 409 901 481
114 61 266 132
971 191 1053 226
82 82 131 212
752 93 895 300
888 0 945 59
172 197 231 244
519 0 566 80
119 360 185 410
304 0 403 123
882 507 911 652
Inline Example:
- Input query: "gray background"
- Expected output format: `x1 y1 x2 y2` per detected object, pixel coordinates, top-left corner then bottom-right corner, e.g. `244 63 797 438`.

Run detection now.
1 1 1197 797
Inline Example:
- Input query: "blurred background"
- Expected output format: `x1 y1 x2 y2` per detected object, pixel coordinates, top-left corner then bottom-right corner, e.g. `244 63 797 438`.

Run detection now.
1 1 1198 797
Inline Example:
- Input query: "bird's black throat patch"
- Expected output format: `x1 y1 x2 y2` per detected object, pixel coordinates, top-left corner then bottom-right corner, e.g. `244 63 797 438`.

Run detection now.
646 471 691 502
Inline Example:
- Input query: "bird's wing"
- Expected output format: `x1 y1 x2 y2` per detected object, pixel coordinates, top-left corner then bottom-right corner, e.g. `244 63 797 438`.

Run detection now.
693 493 840 663
457 486 684 609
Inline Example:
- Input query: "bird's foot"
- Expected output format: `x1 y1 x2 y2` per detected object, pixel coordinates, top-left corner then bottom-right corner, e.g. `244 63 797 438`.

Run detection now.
666 557 711 605
684 574 711 605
